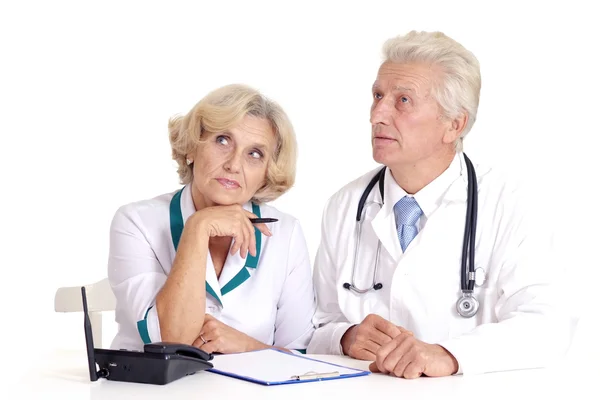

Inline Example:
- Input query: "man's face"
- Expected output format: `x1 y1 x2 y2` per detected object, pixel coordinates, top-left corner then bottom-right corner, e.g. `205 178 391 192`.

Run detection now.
370 62 459 169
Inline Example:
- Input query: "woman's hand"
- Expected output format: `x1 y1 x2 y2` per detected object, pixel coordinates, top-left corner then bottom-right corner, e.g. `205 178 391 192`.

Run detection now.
191 205 271 258
192 315 269 354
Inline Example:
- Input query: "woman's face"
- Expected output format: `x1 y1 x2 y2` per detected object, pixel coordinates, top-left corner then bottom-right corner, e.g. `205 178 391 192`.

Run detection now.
189 115 277 209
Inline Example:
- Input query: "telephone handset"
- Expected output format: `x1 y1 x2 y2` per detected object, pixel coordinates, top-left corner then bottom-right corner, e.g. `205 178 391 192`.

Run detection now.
144 342 213 361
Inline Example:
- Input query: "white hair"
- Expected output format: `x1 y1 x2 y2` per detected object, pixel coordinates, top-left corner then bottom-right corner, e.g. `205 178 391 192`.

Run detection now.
382 31 481 151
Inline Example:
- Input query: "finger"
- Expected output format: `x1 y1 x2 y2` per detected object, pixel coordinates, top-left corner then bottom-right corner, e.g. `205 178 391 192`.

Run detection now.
243 210 259 219
230 216 246 258
200 324 220 342
253 222 272 237
375 334 408 374
356 339 383 355
362 326 397 347
194 331 218 353
374 336 400 373
192 336 205 348
243 210 272 236
373 318 402 339
246 219 257 257
238 222 248 258
396 326 414 336
403 361 425 379
391 339 416 378
230 231 242 256
192 328 213 348
199 339 220 354
259 223 272 236
369 361 380 373
352 347 377 361
242 220 252 258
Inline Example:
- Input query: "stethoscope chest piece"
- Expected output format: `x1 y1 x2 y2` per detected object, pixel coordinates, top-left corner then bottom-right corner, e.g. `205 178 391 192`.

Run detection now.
456 292 479 318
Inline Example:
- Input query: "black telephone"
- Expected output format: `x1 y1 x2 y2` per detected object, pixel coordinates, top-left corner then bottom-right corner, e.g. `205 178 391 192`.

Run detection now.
81 287 214 385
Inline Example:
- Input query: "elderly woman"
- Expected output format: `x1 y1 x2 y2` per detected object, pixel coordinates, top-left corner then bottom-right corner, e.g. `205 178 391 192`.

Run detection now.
107 84 316 354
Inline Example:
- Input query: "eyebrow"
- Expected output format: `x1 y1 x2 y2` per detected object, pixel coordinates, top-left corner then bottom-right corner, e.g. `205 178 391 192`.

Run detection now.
393 85 414 92
251 143 269 152
221 131 271 152
372 83 414 92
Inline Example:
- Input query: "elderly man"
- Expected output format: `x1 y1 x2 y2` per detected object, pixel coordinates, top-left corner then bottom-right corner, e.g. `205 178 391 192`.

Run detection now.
307 31 572 378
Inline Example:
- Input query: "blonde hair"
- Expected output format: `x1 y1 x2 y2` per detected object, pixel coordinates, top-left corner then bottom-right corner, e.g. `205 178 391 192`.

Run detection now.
168 84 297 203
382 31 481 151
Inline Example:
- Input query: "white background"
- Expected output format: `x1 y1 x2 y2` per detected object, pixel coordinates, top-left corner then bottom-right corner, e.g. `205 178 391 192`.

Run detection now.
1 0 598 378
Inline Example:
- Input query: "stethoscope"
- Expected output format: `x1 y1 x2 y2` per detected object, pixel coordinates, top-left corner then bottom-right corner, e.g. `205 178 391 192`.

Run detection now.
343 153 481 318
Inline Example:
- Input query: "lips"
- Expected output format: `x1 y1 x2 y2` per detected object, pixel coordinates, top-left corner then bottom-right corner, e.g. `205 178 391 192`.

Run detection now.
373 136 396 143
216 178 240 189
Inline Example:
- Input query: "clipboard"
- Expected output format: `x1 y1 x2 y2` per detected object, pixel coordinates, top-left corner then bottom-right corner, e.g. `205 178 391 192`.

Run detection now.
207 348 370 386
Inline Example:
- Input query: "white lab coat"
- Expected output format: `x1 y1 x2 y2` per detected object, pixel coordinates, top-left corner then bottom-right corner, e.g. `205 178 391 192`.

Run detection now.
307 152 573 375
107 184 316 352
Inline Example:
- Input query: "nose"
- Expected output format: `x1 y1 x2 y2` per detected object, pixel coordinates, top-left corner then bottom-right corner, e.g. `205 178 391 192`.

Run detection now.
370 96 393 126
223 150 242 173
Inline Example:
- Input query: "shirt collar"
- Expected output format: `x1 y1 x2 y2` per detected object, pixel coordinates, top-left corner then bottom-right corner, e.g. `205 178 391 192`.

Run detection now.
179 184 196 223
383 152 464 218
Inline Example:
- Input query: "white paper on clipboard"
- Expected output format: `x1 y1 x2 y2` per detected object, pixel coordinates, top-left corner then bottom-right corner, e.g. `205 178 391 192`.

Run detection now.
207 348 370 385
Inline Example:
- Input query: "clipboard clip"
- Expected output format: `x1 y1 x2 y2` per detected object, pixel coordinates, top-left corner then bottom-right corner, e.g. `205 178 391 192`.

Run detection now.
290 370 340 381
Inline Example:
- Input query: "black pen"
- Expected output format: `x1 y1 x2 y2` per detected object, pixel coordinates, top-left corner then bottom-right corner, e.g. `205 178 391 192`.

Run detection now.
250 218 279 224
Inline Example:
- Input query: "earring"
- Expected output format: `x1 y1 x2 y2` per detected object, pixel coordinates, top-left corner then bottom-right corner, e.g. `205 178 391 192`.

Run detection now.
186 159 193 166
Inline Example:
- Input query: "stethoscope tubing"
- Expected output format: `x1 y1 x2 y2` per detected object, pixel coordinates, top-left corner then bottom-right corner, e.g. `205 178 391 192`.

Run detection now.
345 154 479 315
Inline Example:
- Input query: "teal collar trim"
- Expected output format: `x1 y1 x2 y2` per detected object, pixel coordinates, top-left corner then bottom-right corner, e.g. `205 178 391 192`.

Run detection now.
169 187 262 304
245 203 261 269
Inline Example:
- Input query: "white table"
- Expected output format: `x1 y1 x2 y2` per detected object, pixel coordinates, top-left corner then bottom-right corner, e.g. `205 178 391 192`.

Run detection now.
9 348 598 399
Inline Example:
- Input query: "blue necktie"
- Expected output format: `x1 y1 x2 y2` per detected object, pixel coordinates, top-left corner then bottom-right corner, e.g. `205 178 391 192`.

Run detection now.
394 196 423 252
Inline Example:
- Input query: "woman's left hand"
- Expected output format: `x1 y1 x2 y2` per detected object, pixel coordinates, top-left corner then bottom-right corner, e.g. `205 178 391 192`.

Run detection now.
192 314 269 354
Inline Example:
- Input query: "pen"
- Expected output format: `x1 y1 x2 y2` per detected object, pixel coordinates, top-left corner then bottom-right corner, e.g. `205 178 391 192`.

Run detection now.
250 218 279 224
290 371 340 380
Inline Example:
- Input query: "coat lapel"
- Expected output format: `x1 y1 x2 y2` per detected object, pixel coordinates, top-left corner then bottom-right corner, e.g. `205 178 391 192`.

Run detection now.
218 245 249 296
219 202 261 297
204 254 224 306
371 206 402 263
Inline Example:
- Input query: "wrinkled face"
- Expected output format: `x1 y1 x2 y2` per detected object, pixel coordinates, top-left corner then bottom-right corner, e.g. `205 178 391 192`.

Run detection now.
189 115 277 208
370 62 459 169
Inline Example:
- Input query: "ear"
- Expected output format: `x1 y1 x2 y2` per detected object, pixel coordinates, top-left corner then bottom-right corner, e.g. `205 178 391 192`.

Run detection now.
186 147 198 165
442 113 468 145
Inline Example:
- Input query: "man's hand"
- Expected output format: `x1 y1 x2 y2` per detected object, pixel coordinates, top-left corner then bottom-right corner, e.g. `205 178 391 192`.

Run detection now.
369 332 459 379
192 315 268 354
341 314 413 360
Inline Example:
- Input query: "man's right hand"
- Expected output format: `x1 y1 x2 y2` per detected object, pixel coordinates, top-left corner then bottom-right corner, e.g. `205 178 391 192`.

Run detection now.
341 314 412 360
